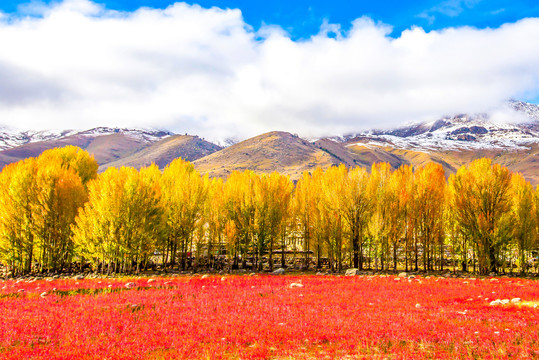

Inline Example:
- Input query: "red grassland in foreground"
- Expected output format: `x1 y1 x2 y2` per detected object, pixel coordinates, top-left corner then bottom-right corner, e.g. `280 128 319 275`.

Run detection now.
0 275 538 359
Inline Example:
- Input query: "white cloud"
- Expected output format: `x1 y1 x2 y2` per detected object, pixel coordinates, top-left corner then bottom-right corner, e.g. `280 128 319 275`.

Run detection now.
0 0 538 142
418 0 482 23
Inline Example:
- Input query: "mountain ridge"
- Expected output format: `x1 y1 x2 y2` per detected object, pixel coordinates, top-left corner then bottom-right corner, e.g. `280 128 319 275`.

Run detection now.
0 101 538 184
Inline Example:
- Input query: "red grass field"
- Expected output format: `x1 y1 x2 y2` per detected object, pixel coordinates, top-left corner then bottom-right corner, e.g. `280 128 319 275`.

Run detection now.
1 274 538 359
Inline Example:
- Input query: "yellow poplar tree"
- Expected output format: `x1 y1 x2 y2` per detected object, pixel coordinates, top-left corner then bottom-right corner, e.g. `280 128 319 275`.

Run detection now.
293 171 318 269
412 163 446 271
254 172 293 271
33 161 87 272
0 159 38 275
510 173 537 273
38 146 98 185
448 158 512 274
369 162 392 270
72 166 164 274
161 158 208 270
223 170 256 269
338 166 374 269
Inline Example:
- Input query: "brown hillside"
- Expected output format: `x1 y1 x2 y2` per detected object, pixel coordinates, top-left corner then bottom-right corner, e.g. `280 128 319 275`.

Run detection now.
193 131 341 180
323 140 539 185
0 133 151 169
101 135 222 170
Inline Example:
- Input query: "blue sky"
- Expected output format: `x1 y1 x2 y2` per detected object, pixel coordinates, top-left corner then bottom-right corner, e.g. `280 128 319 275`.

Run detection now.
0 0 538 137
3 0 539 38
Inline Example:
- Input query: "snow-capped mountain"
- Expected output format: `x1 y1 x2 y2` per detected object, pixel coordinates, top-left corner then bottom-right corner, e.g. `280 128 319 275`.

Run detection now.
343 100 539 152
0 127 173 151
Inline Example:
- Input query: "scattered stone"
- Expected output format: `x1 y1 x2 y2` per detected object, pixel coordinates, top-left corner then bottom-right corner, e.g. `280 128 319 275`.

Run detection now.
408 275 416 279
316 272 324 276
394 277 401 281
289 283 304 288
147 278 156 283
249 273 256 276
74 275 85 280
221 277 226 281
40 292 48 298
125 282 136 289
490 299 502 306
501 299 510 304
415 303 421 308
490 278 499 282
201 274 210 279
510 298 521 304
345 268 359 276
272 268 286 275
17 289 24 293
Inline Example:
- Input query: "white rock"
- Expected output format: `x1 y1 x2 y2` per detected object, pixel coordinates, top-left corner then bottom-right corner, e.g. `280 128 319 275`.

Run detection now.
490 299 502 306
40 292 48 297
289 283 304 288
398 272 408 278
74 275 85 280
201 274 210 279
272 268 286 275
125 282 136 289
221 277 226 281
345 268 359 276
147 278 156 283
501 299 510 304
415 303 421 308
510 298 521 304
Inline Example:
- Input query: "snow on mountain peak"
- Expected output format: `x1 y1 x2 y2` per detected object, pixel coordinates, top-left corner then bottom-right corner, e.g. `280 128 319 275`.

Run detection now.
344 101 539 152
0 126 173 151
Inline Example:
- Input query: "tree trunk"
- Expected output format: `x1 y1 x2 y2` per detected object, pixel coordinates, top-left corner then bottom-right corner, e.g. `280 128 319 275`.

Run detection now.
352 230 360 269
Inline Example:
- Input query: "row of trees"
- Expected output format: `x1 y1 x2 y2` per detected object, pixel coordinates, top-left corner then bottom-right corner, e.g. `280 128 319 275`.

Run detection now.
0 146 537 276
